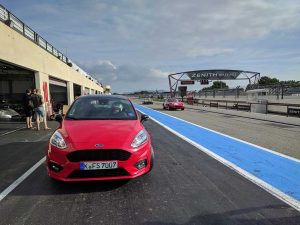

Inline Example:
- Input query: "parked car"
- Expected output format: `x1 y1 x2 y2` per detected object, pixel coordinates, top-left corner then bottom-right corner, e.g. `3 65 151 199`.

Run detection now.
163 98 185 110
0 102 26 120
47 95 154 181
142 98 154 105
0 108 21 120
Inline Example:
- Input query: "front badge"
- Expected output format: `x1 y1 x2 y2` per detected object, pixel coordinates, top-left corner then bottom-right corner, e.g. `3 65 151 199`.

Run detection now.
95 143 104 148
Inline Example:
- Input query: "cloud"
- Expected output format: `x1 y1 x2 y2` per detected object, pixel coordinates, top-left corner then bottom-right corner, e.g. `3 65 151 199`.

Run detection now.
3 0 300 88
79 60 170 93
12 0 300 62
187 48 235 57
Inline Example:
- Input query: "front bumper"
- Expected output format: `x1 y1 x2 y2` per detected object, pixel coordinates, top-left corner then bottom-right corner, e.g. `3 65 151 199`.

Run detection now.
169 105 184 109
47 142 152 181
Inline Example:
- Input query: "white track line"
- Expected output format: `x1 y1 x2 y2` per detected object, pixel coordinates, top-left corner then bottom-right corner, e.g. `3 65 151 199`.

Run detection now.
137 108 300 212
0 131 52 201
139 105 300 163
0 127 26 136
0 157 46 202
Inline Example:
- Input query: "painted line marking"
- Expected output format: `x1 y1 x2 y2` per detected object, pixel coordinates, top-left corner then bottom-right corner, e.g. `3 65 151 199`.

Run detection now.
0 127 56 201
0 157 46 202
138 105 300 163
0 127 26 136
151 100 300 127
136 105 300 212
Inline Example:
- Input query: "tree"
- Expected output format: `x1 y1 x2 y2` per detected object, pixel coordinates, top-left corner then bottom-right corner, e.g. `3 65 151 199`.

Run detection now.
280 80 300 85
258 76 279 85
202 81 229 90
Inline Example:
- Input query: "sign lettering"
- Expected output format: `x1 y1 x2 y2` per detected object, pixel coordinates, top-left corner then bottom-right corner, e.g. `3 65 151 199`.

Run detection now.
187 70 241 80
181 80 195 85
288 108 300 117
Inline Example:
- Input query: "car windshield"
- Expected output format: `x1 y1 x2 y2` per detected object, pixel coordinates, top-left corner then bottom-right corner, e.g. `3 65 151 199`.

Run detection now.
65 97 137 120
169 98 179 102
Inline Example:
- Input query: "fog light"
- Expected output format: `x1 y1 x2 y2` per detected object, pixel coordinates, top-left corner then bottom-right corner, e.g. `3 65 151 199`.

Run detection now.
134 159 147 170
48 162 63 172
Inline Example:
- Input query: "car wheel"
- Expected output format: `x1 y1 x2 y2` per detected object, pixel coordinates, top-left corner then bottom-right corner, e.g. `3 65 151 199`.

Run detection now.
149 146 154 172
49 177 63 184
181 108 184 110
145 146 154 175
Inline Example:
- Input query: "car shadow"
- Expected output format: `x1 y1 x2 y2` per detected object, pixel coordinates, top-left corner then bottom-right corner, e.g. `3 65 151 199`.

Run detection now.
8 165 132 197
49 177 130 194
154 108 167 111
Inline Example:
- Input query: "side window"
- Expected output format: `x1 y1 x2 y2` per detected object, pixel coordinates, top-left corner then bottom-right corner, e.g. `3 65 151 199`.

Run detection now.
123 100 137 119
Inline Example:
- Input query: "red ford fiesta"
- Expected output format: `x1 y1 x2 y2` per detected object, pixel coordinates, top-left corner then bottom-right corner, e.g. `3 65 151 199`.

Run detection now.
47 95 154 181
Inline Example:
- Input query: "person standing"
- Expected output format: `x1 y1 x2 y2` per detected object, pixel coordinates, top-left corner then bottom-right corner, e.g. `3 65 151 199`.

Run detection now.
31 89 51 130
22 89 33 129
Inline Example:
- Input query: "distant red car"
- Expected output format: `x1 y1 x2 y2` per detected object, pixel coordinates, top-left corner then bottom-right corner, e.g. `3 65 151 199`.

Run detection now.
163 98 185 110
47 95 154 181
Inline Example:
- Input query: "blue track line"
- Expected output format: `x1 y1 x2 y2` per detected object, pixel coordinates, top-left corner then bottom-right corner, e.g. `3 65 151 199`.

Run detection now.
135 104 300 201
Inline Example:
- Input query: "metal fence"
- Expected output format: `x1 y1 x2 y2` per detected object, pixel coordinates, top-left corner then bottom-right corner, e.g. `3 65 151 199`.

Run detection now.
197 84 300 100
179 98 300 117
247 83 300 99
198 88 246 99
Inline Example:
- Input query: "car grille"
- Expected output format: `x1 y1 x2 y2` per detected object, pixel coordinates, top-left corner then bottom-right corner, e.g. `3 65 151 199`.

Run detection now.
67 168 130 178
66 149 131 162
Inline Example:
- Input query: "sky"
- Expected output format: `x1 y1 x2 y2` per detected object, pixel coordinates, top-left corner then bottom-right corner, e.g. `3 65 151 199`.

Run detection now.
1 0 300 93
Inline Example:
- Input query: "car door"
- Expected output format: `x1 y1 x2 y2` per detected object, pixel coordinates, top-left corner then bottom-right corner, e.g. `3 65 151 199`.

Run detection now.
166 99 171 108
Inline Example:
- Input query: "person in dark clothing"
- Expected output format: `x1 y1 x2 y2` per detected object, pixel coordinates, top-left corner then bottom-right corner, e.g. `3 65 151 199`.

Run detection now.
23 89 34 129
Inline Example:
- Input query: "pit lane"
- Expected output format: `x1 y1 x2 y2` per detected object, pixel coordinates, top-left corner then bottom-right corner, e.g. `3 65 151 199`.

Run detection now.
0 107 299 225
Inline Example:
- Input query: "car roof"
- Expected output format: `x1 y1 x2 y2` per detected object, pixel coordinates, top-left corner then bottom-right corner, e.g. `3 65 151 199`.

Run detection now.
77 95 129 101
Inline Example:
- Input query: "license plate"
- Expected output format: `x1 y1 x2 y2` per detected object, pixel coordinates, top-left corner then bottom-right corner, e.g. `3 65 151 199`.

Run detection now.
80 161 118 170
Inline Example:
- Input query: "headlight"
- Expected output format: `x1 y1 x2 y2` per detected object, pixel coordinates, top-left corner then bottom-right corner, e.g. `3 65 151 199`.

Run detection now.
50 131 67 149
131 130 148 148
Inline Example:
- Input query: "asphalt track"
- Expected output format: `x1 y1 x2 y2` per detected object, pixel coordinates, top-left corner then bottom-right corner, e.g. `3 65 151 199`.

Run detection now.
136 102 300 160
135 104 300 205
0 111 299 224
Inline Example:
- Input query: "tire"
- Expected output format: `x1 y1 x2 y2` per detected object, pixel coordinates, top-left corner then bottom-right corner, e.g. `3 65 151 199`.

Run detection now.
148 146 154 173
49 176 63 184
181 108 184 110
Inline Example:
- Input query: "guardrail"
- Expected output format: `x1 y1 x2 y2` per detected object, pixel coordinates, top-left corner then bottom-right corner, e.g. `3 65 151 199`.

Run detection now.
197 84 300 100
180 98 300 117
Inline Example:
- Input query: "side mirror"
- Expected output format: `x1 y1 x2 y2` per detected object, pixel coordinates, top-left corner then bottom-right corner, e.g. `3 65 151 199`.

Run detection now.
55 114 63 124
140 114 149 123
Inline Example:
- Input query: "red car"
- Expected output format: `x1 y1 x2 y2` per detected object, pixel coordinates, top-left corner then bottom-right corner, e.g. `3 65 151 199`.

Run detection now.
163 98 185 110
47 95 154 181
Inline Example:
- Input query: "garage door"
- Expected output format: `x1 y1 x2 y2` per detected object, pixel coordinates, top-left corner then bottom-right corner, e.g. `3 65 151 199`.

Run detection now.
0 61 35 109
49 77 68 107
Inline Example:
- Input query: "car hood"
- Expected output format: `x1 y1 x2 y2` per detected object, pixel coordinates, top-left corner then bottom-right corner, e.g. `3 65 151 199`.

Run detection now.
61 120 143 149
170 102 184 105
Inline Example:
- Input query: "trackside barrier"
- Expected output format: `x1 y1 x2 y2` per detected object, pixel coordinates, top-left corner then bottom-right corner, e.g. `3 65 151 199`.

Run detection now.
180 98 300 117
